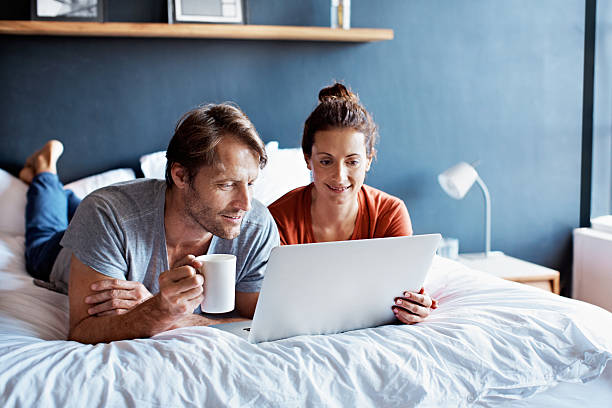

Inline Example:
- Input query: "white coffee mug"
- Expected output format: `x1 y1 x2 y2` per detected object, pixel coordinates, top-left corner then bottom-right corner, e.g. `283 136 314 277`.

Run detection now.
195 254 236 313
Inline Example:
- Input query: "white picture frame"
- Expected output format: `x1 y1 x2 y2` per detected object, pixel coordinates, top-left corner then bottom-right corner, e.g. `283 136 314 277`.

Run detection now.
31 0 104 22
170 0 245 24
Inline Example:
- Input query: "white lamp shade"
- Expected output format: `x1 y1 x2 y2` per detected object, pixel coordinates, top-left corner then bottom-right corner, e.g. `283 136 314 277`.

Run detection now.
438 162 478 199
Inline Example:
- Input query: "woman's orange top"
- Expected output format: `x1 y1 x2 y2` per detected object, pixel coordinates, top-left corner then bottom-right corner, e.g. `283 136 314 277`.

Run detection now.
268 183 412 245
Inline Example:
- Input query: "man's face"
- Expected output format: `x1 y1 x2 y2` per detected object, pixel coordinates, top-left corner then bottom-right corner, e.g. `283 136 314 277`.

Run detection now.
182 137 260 240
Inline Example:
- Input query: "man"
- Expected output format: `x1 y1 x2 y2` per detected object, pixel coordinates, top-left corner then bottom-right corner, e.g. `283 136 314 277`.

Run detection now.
20 104 279 344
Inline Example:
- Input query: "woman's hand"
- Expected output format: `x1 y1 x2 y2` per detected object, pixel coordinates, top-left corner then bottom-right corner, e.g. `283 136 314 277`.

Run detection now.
392 287 438 325
85 279 153 316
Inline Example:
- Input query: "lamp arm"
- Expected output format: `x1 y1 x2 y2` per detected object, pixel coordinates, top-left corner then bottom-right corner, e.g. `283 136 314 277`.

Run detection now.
475 176 491 256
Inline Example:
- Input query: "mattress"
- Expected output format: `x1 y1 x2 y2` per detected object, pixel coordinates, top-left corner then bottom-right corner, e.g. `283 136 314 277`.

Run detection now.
1 232 611 407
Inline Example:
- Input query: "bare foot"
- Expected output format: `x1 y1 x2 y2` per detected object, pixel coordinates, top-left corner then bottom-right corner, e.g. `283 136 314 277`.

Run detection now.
18 140 64 184
18 166 35 184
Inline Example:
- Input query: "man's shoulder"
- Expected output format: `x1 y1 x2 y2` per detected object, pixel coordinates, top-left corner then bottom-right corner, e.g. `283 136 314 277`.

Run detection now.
85 178 165 201
243 198 275 229
88 178 164 199
80 179 165 220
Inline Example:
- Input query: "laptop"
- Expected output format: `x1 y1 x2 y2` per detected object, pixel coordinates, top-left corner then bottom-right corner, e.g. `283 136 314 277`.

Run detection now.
211 233 441 343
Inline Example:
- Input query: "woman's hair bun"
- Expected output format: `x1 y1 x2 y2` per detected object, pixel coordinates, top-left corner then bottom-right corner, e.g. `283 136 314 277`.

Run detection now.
318 82 360 104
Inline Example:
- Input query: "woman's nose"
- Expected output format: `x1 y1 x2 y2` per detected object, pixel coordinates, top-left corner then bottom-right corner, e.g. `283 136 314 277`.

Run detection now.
331 163 348 181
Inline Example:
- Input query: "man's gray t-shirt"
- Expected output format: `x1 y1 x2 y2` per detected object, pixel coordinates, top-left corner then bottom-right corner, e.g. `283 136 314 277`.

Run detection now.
49 179 279 294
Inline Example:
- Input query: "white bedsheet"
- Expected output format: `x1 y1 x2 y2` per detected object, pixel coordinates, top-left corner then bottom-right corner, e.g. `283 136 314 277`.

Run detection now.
1 232 611 407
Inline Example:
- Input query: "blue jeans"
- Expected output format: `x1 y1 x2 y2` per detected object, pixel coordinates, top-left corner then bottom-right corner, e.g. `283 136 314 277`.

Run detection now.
25 173 81 281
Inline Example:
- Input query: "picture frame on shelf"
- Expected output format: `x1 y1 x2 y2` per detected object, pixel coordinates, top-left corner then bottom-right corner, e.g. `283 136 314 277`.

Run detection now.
168 0 245 25
31 0 104 22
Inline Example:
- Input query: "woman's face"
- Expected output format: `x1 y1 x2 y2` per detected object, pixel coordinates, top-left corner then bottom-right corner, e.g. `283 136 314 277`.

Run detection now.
306 127 372 206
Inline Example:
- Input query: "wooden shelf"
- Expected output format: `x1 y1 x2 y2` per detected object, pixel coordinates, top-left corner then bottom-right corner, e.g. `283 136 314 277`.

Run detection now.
0 20 393 42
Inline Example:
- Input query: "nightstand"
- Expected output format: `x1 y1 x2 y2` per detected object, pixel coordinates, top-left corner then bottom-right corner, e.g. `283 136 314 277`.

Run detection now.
458 252 560 294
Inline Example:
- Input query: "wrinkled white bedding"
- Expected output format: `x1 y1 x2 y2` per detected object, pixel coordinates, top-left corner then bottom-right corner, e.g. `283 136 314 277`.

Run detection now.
1 232 611 407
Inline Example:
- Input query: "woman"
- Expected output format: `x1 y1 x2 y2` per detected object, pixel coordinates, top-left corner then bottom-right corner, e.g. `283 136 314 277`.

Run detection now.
268 83 437 324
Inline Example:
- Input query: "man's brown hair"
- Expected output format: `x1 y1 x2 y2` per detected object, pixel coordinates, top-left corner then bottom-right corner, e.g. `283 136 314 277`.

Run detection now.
165 103 267 187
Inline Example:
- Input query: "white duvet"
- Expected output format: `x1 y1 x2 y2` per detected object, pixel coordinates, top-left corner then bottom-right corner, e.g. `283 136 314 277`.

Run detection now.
1 232 611 407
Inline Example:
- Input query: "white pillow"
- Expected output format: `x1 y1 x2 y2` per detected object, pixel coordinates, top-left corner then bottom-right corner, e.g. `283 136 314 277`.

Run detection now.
139 151 167 180
0 168 136 235
139 142 311 205
0 169 28 235
64 168 136 199
254 141 311 205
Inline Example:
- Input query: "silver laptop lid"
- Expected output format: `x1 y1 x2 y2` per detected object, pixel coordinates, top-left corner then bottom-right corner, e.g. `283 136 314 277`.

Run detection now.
249 233 441 343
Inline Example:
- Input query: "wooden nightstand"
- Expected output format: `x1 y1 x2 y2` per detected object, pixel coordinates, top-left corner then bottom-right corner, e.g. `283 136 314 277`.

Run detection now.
458 252 560 294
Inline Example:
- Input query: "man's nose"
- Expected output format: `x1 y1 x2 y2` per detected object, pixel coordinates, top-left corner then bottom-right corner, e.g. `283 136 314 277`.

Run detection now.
234 183 251 212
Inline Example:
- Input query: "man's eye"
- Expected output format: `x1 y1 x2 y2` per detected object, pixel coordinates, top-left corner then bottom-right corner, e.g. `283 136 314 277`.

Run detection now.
219 183 234 189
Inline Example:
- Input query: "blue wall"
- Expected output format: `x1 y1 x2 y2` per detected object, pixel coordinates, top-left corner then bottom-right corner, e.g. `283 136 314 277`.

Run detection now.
0 1 587 292
592 0 612 218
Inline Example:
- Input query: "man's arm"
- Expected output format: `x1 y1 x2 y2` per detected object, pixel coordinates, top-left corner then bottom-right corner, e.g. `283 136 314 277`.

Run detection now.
68 255 211 344
229 204 279 318
235 291 259 318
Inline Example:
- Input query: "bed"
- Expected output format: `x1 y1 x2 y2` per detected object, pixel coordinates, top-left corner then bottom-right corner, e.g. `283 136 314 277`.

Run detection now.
1 144 611 407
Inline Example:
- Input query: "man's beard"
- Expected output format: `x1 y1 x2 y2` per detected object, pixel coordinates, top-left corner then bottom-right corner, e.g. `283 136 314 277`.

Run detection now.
183 184 242 240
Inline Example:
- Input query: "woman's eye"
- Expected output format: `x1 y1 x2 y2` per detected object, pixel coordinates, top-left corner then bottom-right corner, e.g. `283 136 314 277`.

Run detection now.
347 160 360 166
320 160 332 166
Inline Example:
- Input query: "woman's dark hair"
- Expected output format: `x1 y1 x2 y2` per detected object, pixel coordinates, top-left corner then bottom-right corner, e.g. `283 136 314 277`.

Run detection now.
302 83 378 159
165 103 267 188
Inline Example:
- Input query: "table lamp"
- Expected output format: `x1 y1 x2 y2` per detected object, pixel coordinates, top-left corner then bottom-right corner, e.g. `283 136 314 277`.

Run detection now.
438 161 493 257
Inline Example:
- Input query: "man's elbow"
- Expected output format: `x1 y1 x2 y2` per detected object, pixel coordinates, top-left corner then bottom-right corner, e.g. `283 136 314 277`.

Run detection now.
67 317 104 344
68 324 93 344
68 328 90 344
